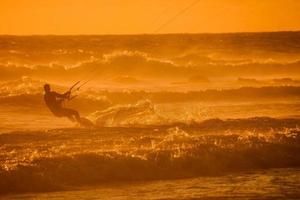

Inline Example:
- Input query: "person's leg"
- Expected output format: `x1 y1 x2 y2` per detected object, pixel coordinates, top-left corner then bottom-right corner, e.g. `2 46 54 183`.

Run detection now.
60 108 81 123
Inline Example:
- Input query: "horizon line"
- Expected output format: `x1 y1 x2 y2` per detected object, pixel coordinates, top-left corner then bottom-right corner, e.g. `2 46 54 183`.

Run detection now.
0 30 300 37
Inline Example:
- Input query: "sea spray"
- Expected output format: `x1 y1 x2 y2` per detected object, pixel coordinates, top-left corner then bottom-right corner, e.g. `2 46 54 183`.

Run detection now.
1 127 300 194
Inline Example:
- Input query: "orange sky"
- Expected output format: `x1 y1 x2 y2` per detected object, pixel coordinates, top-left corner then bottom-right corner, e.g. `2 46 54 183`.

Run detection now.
1 0 300 35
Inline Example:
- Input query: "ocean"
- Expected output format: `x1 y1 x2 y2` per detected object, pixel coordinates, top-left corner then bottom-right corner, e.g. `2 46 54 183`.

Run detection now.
0 32 300 199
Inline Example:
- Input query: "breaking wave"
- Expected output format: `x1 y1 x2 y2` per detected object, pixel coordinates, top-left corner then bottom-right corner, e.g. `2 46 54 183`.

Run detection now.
1 49 300 81
1 126 300 194
88 100 166 127
87 99 300 128
1 78 300 107
1 86 300 107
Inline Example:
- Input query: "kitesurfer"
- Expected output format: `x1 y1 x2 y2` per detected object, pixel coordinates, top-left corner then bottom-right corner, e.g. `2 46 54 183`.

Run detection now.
43 84 82 124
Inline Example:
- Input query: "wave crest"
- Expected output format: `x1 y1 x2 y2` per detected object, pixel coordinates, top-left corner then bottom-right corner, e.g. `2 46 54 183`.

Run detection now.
1 127 300 194
89 100 166 126
2 49 300 81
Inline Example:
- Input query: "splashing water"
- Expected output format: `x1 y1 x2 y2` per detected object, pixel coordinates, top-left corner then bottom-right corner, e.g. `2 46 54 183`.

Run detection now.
88 100 167 127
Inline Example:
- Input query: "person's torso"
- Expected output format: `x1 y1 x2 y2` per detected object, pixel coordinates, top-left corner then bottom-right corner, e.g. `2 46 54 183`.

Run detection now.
44 92 62 112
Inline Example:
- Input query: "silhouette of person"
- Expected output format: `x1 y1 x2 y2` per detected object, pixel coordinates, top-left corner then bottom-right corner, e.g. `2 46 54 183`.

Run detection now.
44 84 81 124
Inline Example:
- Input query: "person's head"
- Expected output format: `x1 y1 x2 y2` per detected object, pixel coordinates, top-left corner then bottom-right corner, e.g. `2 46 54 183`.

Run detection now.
44 84 51 93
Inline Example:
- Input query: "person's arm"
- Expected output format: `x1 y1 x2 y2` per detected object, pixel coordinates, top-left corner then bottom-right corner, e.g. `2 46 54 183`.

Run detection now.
53 91 70 99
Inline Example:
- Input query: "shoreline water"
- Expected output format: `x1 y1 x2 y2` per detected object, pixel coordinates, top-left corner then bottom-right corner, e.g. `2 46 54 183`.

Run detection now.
2 168 300 199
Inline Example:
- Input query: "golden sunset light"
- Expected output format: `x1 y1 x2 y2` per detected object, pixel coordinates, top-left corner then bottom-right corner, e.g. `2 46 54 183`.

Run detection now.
1 0 300 199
